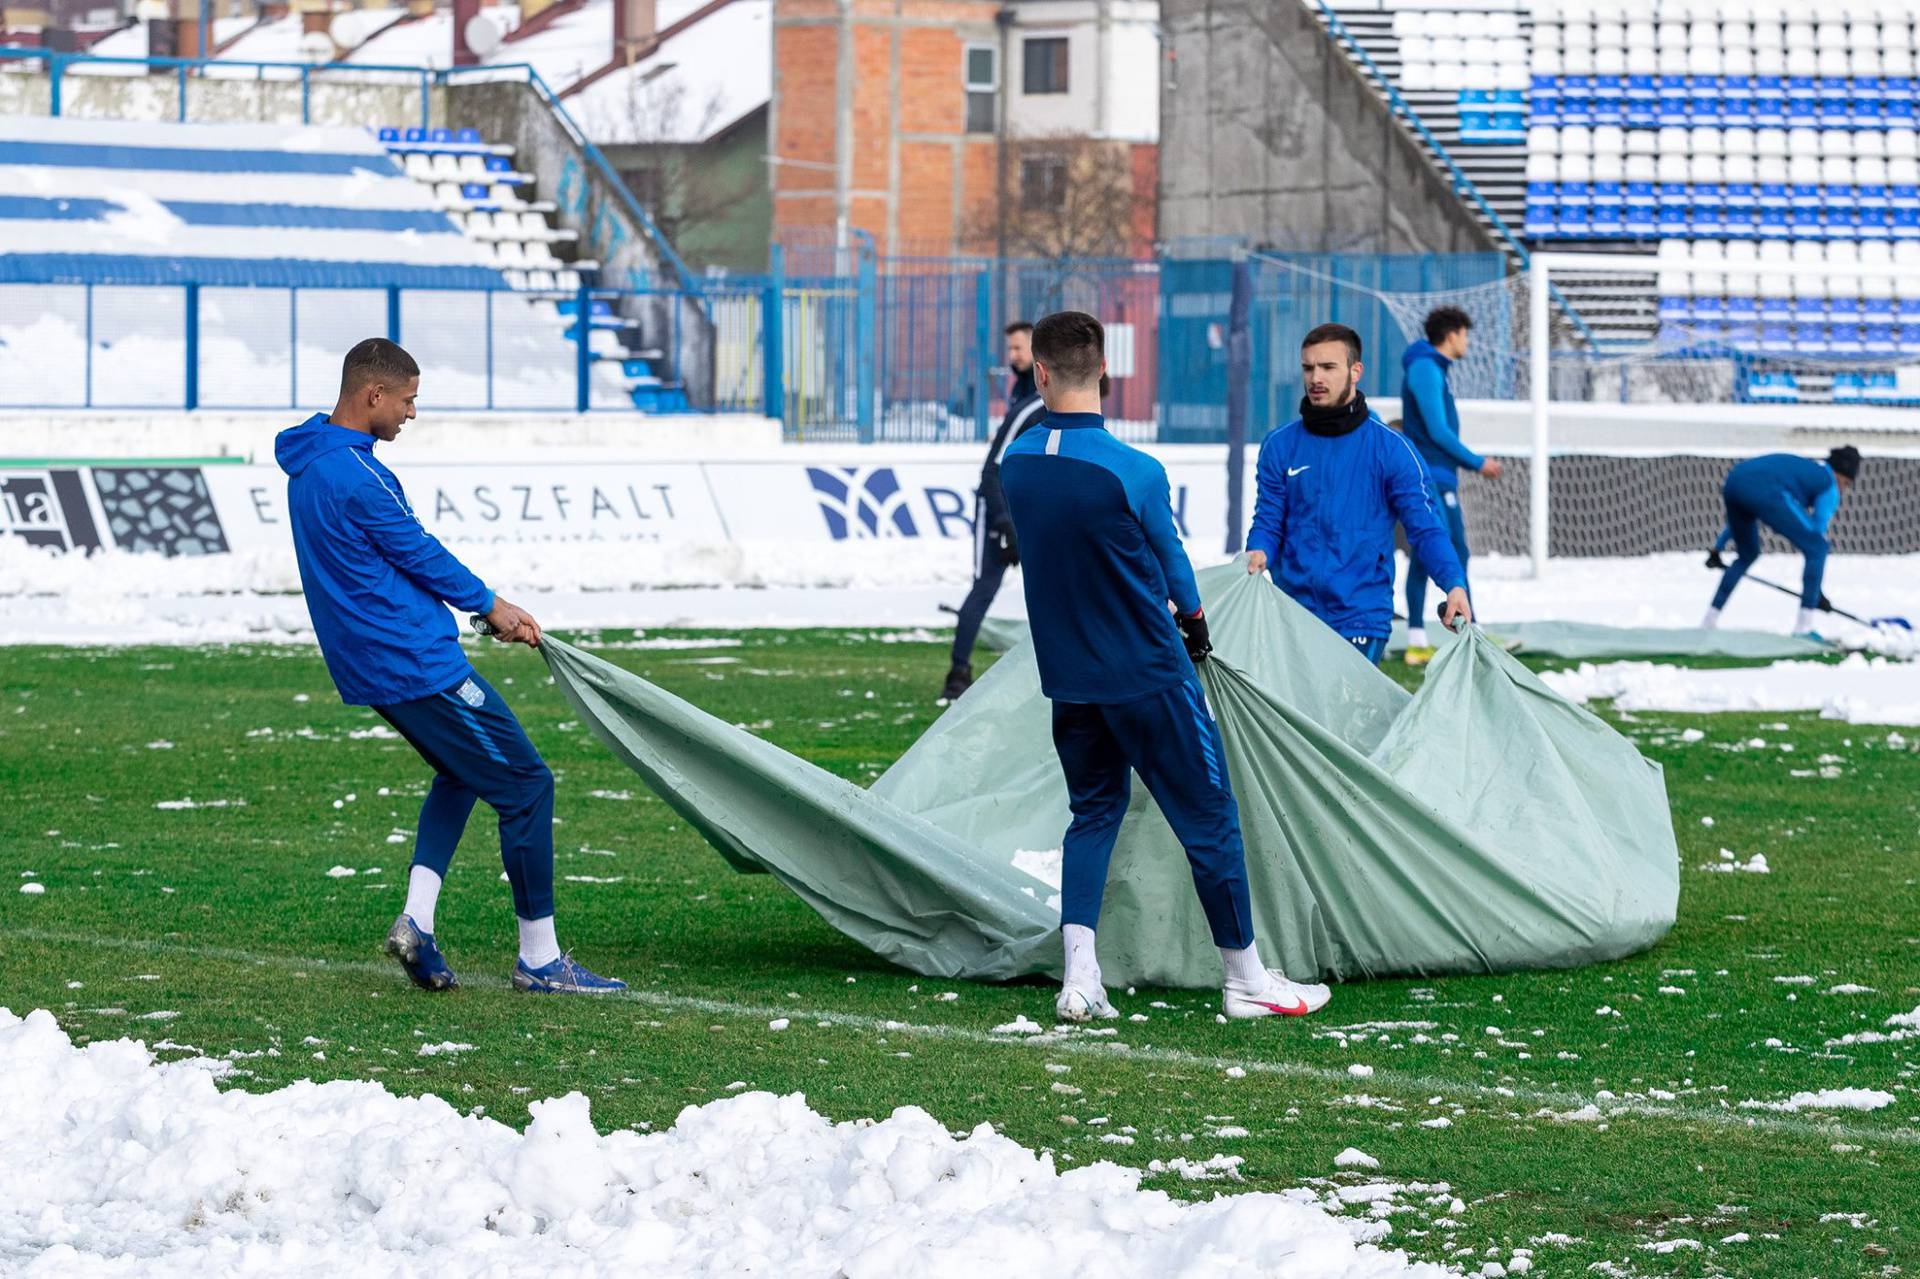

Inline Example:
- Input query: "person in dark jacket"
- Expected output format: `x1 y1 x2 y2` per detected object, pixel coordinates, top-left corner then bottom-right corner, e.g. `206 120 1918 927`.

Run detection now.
1398 306 1501 661
276 338 624 996
1704 447 1860 634
1001 310 1331 1026
1245 324 1472 663
942 321 1048 701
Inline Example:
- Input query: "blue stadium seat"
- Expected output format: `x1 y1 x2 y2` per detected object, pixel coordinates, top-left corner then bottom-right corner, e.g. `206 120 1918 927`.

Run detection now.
1863 370 1902 403
1592 202 1624 236
1659 294 1689 323
1558 205 1592 237
1625 203 1659 236
377 126 399 143
1727 295 1760 323
429 127 453 144
404 126 426 143
1759 321 1796 353
1832 371 1864 404
460 182 488 201
1526 202 1556 237
456 128 481 144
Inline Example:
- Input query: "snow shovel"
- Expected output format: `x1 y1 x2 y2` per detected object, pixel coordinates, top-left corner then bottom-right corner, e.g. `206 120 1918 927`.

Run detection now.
1706 562 1912 630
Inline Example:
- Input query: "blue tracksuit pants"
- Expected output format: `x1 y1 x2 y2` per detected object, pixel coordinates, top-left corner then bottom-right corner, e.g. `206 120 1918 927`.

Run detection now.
1051 677 1255 950
1405 484 1471 630
1712 475 1829 610
373 671 556 922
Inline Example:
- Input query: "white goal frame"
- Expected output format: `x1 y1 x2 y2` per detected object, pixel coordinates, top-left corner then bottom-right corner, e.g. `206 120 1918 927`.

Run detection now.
1525 249 1917 577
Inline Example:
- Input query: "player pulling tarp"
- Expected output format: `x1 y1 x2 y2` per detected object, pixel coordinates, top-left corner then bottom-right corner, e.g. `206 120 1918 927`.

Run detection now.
538 561 1679 991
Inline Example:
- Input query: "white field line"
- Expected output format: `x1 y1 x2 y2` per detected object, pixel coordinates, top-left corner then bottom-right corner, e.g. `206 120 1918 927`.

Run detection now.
14 927 1917 1149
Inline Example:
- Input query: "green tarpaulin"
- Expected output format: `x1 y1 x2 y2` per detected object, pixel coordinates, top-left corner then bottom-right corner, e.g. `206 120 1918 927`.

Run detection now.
544 562 1679 988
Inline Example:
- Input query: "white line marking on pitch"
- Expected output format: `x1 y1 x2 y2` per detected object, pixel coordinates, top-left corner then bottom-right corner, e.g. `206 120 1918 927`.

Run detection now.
13 928 1916 1148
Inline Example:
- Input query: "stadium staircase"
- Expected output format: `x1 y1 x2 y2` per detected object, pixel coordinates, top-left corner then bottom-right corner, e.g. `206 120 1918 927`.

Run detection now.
378 124 687 411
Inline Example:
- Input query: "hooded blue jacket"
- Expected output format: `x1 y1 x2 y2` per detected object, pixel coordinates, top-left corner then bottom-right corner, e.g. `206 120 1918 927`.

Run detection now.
275 413 493 706
1246 396 1466 640
1399 339 1483 488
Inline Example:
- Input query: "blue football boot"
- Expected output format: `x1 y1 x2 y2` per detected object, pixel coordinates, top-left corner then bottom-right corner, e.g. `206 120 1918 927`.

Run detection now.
512 952 627 995
385 914 458 991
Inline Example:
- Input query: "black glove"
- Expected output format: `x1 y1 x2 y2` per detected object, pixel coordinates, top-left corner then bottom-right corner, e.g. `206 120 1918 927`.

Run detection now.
1705 549 1726 570
991 522 1019 566
1817 593 1833 612
1177 609 1212 663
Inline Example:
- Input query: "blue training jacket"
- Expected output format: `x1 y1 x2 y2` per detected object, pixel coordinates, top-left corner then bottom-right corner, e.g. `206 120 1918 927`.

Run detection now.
1714 453 1840 548
1398 339 1483 488
1246 399 1467 640
275 413 494 706
1001 411 1201 704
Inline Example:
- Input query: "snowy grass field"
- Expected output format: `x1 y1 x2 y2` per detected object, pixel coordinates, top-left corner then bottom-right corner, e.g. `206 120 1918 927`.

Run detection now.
4 629 1918 1276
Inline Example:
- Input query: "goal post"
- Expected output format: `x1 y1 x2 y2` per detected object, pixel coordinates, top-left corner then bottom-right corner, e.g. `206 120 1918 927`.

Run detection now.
1528 247 1920 577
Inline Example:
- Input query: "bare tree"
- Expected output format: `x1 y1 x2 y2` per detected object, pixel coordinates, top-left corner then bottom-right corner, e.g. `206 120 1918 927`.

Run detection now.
577 76 760 261
970 134 1140 260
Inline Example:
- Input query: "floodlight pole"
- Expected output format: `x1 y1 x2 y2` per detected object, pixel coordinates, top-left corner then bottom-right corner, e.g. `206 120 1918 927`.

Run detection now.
1528 255 1549 578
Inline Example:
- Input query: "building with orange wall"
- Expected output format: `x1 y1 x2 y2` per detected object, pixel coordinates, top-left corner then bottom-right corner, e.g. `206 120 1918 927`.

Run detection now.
771 0 1159 259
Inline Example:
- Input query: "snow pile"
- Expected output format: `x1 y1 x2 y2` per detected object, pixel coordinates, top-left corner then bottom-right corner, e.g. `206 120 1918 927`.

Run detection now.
0 1009 1453 1277
1540 653 1920 727
1737 1088 1897 1114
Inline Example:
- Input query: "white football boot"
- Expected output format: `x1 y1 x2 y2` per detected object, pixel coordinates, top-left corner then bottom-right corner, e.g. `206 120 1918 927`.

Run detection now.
1055 979 1120 1023
1222 969 1332 1019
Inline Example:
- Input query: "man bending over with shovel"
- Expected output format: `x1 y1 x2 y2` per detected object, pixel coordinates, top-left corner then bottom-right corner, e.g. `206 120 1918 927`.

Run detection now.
1704 446 1860 638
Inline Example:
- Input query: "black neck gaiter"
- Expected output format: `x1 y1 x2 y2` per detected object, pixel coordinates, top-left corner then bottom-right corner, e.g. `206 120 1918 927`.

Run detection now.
1299 390 1369 437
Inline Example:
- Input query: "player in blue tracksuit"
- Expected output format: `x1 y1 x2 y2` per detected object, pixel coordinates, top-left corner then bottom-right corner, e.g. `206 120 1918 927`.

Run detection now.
276 338 623 996
1704 447 1860 634
1001 311 1331 1025
1398 306 1503 654
1244 324 1473 662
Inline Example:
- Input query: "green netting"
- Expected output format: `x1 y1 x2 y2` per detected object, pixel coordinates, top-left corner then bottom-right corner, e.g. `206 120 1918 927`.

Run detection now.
1387 619 1832 661
544 561 1679 988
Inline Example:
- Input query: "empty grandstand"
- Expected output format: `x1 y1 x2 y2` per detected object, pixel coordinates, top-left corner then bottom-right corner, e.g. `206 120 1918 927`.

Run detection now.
1296 0 1920 401
0 106 697 411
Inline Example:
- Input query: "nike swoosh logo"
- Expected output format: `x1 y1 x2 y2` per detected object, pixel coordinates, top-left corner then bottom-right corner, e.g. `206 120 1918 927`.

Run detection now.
1287 466 1310 477
1252 997 1310 1016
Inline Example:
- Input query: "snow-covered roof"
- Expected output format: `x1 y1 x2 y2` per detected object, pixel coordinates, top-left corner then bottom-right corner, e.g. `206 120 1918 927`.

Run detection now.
563 0 769 146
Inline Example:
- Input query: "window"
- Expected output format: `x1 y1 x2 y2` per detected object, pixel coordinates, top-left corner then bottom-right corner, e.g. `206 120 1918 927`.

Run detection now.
1022 36 1068 95
1020 155 1068 211
965 45 997 134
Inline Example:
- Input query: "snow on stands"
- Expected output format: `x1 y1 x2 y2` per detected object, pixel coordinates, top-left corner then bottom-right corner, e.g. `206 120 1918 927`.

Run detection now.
0 1008 1450 1278
1541 653 1920 726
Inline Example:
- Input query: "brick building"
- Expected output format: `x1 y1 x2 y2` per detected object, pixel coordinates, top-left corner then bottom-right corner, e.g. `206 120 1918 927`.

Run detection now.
771 0 1159 258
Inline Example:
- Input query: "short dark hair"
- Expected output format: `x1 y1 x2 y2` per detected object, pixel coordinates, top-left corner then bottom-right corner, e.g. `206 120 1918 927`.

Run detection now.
1031 311 1104 389
1301 323 1361 364
340 338 419 394
1829 445 1862 481
1424 305 1472 344
1005 320 1033 337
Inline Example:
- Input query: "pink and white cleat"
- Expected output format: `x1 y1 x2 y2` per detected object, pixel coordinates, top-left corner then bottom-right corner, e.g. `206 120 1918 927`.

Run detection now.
1223 969 1332 1019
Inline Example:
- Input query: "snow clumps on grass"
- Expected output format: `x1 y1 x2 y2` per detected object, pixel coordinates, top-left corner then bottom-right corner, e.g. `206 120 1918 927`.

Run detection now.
0 1007 1460 1277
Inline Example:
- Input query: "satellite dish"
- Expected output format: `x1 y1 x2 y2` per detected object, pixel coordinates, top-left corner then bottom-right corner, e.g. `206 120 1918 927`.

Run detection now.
328 10 365 47
463 10 507 57
299 30 336 63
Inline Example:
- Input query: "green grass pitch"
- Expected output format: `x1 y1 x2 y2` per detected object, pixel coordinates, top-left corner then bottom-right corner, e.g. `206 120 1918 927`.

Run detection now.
3 631 1916 1275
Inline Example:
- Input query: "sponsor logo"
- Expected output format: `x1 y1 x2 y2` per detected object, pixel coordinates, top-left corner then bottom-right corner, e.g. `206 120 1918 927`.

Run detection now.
1287 465 1311 478
457 679 485 708
806 466 919 540
0 469 102 553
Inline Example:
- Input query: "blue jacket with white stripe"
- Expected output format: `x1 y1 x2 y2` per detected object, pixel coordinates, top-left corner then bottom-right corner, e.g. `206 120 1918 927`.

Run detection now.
1001 412 1202 704
1246 394 1466 640
275 413 493 706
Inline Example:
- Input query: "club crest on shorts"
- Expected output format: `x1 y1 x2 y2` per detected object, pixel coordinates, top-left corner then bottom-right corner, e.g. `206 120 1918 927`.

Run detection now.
457 679 485 708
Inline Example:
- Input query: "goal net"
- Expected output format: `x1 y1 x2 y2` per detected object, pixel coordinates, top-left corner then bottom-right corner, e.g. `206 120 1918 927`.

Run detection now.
1246 250 1920 574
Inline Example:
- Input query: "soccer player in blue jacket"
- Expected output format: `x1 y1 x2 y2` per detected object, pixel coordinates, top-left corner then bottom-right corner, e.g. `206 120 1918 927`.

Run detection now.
1398 306 1503 660
1001 311 1332 1024
1704 447 1860 635
276 338 624 996
1245 324 1473 662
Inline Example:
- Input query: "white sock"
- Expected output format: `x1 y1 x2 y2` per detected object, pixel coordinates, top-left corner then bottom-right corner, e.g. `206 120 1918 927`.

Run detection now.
404 865 443 935
1220 939 1267 987
1407 627 1428 648
1795 607 1818 634
1062 923 1100 989
518 915 561 968
1701 606 1722 631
